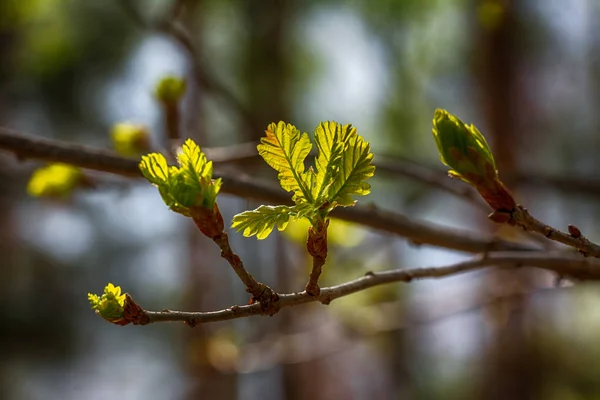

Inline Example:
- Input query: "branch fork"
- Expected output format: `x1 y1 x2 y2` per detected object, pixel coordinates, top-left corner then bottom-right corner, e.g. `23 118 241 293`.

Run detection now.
190 203 279 312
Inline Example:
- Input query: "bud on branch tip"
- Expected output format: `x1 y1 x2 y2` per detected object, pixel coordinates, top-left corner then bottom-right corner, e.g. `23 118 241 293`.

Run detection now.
432 109 516 211
88 283 126 323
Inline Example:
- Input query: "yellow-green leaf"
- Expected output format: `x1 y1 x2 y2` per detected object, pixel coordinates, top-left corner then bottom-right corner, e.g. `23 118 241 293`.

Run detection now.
258 122 313 203
232 205 300 240
327 132 375 206
88 282 126 320
139 139 221 213
177 138 213 190
312 121 353 203
139 153 171 185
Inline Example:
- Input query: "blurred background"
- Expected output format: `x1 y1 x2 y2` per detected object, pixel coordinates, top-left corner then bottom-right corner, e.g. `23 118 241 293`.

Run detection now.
2 0 600 399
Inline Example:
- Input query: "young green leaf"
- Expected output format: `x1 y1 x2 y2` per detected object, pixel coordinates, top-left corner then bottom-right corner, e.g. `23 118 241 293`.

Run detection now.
139 153 171 185
258 122 313 203
312 121 352 203
139 139 221 213
177 138 213 191
232 205 300 240
326 131 375 207
88 283 126 321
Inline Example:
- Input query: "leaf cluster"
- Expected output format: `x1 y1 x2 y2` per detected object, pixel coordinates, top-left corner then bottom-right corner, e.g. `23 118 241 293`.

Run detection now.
139 138 222 215
88 283 126 321
232 121 375 239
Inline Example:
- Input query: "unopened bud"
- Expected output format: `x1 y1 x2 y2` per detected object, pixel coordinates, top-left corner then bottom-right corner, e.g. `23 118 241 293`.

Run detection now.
432 109 516 211
154 75 187 104
111 122 150 156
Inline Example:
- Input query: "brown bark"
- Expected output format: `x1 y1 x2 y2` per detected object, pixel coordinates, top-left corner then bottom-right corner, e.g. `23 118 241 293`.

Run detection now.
473 1 543 399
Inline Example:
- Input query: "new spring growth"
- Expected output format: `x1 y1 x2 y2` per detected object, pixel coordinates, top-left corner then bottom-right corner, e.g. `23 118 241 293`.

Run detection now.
88 283 126 323
111 122 150 157
154 75 187 104
27 163 83 198
154 75 186 142
139 138 222 216
432 109 516 211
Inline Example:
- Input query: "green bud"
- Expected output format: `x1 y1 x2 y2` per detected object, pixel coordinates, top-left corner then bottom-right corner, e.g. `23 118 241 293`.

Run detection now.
432 109 497 186
432 109 516 211
88 283 126 322
154 75 186 104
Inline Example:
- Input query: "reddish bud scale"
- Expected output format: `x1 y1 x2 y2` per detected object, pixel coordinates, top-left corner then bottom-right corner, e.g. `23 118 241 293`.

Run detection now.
307 219 329 261
568 225 582 238
488 211 512 224
475 177 516 211
190 203 225 240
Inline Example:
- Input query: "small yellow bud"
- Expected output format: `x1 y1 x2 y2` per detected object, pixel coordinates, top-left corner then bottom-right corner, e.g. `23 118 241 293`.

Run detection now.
154 75 186 104
111 122 150 156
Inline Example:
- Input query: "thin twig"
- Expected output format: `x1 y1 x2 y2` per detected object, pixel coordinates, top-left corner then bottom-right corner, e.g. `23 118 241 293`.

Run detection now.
507 205 600 258
0 128 535 254
139 252 600 326
118 0 261 133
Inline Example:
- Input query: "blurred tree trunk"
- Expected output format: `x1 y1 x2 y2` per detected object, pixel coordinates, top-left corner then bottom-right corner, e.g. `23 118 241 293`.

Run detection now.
241 2 306 399
473 1 543 399
241 0 292 140
181 2 239 399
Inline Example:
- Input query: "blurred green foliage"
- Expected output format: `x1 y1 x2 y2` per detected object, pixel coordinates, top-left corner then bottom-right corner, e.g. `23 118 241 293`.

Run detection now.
27 163 82 198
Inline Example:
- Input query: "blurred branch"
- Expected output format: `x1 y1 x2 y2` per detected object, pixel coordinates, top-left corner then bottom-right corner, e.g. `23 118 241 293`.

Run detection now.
117 3 600 206
375 154 488 210
119 0 261 133
209 285 572 373
140 252 600 326
0 128 534 254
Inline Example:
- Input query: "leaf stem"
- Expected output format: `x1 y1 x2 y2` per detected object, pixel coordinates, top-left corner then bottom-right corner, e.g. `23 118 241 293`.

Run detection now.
305 219 329 296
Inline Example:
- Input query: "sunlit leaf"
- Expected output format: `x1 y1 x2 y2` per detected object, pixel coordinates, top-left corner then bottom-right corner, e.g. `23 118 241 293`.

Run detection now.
139 153 171 185
139 139 221 213
327 130 375 207
232 205 301 240
88 282 126 321
312 121 353 203
258 121 313 203
177 138 213 191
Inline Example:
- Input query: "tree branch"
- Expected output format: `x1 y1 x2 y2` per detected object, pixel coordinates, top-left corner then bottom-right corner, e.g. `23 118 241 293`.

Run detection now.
0 128 534 254
140 252 600 326
507 206 600 257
